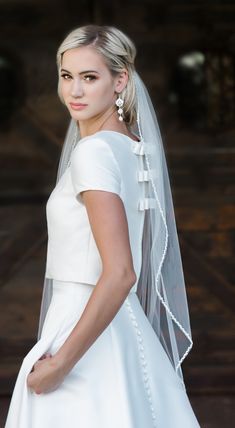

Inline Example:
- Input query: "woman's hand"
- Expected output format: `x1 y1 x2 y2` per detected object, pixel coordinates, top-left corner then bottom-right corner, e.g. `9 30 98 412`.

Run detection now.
27 353 66 394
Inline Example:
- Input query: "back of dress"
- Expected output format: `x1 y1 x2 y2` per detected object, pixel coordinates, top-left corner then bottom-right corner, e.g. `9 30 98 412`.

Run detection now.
45 130 147 293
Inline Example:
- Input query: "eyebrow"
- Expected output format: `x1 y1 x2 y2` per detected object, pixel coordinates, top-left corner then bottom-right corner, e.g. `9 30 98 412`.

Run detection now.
60 68 99 75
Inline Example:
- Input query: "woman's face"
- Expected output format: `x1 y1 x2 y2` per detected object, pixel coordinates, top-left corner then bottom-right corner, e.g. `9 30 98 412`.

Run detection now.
60 46 123 123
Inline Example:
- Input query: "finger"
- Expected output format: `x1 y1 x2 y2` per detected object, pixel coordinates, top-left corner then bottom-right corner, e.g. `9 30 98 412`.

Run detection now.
39 352 52 360
32 361 42 372
27 372 34 388
39 354 47 360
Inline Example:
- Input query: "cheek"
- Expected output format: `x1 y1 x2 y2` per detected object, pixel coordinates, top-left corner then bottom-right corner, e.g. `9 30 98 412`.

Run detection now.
92 83 115 106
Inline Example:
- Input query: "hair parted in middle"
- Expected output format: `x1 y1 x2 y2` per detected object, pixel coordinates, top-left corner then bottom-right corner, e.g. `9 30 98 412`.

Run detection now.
56 24 137 126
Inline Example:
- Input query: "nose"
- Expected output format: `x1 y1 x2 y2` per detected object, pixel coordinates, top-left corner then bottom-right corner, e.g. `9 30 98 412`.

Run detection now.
71 78 84 98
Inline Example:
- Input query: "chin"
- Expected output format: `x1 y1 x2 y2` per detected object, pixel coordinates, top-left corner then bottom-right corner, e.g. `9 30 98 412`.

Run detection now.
68 110 85 121
67 108 92 122
68 111 80 120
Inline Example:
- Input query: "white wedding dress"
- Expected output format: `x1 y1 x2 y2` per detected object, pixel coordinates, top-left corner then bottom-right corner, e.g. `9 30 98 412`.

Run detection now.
4 131 201 427
5 279 200 428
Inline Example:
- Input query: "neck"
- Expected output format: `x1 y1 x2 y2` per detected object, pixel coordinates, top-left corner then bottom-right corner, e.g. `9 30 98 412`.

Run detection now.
77 106 129 138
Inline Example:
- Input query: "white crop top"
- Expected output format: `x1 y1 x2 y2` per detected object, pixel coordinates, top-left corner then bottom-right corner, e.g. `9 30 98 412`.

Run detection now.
45 130 150 293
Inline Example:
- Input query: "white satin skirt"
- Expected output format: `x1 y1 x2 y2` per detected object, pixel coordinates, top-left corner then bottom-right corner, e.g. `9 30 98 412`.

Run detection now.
5 279 201 427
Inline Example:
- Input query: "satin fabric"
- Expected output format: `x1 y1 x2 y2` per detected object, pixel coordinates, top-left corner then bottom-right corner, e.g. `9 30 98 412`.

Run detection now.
45 132 145 289
5 279 200 427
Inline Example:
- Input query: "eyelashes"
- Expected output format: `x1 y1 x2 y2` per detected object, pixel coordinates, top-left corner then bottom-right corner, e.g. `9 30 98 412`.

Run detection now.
83 75 97 81
60 74 97 81
60 73 71 80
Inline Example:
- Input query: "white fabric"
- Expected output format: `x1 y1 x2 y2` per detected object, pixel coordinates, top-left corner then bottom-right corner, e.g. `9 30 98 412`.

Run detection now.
4 129 201 427
45 131 145 289
5 279 200 428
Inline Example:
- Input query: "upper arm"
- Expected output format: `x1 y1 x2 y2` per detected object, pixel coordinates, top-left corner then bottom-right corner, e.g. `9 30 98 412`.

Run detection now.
81 190 135 277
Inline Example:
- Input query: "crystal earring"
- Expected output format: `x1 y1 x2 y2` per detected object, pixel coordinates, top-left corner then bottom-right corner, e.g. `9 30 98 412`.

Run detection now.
115 96 124 121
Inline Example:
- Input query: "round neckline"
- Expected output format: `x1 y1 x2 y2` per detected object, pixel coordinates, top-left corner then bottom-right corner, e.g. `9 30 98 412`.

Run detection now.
79 129 140 143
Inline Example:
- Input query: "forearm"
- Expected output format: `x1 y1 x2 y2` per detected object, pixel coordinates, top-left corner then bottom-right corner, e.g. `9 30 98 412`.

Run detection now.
54 269 136 374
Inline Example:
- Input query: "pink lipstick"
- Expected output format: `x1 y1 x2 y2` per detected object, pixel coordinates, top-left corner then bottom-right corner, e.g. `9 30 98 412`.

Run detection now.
70 103 88 111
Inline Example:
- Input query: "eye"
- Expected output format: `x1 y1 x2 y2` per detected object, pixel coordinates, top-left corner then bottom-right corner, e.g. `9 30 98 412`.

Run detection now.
83 75 97 81
61 73 72 80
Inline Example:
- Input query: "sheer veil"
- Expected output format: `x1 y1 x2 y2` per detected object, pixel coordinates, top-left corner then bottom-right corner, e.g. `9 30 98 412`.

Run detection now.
37 71 193 385
133 72 193 383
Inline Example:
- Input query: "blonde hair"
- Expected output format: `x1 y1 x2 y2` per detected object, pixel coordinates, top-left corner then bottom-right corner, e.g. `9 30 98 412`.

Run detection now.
56 25 137 126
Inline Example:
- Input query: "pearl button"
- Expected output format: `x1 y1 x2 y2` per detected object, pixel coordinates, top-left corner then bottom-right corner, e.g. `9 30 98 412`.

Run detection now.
125 295 157 426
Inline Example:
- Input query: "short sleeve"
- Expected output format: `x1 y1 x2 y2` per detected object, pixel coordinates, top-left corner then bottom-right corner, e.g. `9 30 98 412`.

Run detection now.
70 137 122 203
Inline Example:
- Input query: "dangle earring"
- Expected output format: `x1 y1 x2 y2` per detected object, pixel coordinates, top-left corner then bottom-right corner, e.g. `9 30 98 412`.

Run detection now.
115 95 124 121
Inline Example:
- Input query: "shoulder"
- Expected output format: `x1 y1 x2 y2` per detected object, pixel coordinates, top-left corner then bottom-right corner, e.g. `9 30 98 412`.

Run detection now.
72 130 131 157
70 135 121 179
70 135 122 197
72 136 113 160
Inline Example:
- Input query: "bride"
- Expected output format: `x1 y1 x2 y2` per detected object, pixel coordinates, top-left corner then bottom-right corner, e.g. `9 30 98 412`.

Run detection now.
5 24 201 427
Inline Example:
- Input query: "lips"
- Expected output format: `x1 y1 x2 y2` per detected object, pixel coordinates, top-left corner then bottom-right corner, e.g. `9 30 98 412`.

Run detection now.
69 102 88 110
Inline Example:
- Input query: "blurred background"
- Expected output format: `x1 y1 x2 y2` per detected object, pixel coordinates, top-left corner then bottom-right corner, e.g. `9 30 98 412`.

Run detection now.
0 1 234 426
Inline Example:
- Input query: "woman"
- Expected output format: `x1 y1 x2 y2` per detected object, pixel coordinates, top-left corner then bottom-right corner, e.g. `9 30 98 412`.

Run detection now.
5 25 201 427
